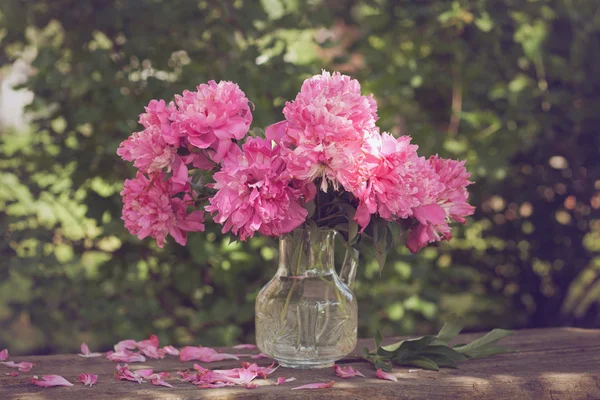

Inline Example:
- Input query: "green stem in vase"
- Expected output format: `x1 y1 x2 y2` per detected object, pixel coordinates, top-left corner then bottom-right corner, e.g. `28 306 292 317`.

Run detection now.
280 232 305 324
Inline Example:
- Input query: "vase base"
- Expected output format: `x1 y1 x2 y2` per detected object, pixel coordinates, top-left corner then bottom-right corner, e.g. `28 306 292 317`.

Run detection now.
277 359 335 369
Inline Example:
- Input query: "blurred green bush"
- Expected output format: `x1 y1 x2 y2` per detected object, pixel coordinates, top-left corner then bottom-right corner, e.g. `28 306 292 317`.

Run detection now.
0 0 598 355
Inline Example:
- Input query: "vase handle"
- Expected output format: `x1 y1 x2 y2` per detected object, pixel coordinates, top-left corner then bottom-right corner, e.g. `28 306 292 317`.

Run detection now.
339 246 359 290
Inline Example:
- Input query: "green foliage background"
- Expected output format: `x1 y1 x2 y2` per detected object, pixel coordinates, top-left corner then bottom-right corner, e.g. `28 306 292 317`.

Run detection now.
1 0 599 355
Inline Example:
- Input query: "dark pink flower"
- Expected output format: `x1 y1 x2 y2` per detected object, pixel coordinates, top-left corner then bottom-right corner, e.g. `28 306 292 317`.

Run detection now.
170 81 252 162
206 137 307 240
121 172 205 248
117 125 178 174
406 156 475 253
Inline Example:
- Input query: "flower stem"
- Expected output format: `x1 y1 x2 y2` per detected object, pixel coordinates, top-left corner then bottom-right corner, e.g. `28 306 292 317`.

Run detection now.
280 233 305 324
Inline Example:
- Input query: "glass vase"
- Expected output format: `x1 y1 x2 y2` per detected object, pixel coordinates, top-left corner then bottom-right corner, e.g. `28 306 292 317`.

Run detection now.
255 229 358 369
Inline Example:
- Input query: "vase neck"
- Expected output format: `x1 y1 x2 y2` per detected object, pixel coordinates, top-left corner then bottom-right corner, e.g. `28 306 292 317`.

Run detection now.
277 229 336 277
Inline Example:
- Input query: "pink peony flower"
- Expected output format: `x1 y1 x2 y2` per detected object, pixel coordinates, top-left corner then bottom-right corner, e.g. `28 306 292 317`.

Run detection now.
170 81 252 162
353 133 429 228
206 137 308 241
269 70 379 191
117 125 178 175
139 99 176 144
406 155 475 253
121 172 205 248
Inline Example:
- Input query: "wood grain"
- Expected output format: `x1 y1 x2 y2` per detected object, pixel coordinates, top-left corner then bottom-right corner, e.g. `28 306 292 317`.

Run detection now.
1 328 599 399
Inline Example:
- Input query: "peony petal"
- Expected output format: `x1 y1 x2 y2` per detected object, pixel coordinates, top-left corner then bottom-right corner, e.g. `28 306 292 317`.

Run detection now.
115 364 144 383
232 344 257 350
376 368 398 382
5 372 19 377
31 375 74 387
0 349 7 361
276 376 296 385
114 339 137 352
1 361 35 372
77 373 98 387
107 350 146 363
79 343 102 358
250 352 271 360
161 345 179 356
133 369 154 379
151 377 173 388
291 380 335 390
333 364 365 379
179 346 239 362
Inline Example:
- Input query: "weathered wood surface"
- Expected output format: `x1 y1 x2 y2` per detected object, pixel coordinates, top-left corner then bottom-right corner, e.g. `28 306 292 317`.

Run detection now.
1 327 599 400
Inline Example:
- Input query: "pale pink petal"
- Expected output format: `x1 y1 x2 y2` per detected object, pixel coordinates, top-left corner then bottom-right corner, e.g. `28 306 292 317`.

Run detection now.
5 372 19 377
291 380 335 390
77 373 98 387
0 349 7 361
115 364 144 383
79 343 102 358
114 339 137 352
1 361 35 372
250 352 271 360
151 377 173 388
233 344 257 350
31 375 74 387
179 346 239 362
276 377 296 385
107 350 146 363
334 364 365 379
136 334 160 351
376 368 398 382
139 346 165 359
133 369 154 379
161 345 179 356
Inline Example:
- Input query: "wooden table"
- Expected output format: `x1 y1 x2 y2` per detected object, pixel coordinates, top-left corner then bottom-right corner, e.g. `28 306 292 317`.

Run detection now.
1 328 599 399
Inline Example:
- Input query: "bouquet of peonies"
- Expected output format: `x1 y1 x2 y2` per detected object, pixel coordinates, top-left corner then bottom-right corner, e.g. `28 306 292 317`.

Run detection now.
118 71 475 263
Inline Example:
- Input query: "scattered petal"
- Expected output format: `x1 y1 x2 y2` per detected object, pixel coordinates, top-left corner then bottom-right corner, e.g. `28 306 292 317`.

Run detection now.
114 340 137 352
115 364 144 383
291 380 335 390
78 373 98 387
107 350 146 363
31 375 74 387
276 377 296 385
233 344 257 350
334 364 365 379
150 376 173 388
79 343 102 358
1 361 35 372
5 372 19 377
179 346 239 362
376 368 398 382
250 352 271 360
133 369 155 379
161 345 179 356
0 349 7 361
408 369 421 373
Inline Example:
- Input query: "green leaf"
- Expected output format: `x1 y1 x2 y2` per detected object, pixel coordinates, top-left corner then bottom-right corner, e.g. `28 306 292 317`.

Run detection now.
305 200 316 219
418 345 467 362
374 359 393 372
453 329 514 358
433 314 464 345
456 345 513 359
374 329 383 349
415 353 458 369
400 356 439 371
379 335 436 356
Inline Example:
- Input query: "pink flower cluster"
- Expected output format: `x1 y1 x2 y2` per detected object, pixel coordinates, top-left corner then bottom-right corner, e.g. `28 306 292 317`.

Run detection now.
266 70 475 252
118 81 252 247
119 71 474 252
